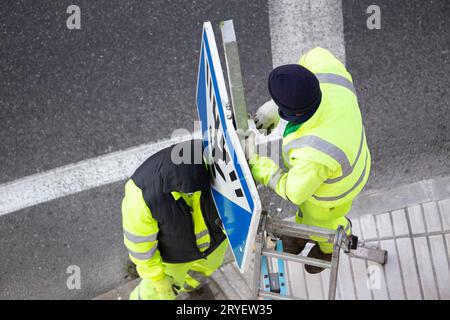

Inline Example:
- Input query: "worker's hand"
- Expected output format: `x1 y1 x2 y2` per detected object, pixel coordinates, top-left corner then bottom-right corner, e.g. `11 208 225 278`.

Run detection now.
152 275 179 300
129 279 157 300
254 100 280 135
238 129 257 161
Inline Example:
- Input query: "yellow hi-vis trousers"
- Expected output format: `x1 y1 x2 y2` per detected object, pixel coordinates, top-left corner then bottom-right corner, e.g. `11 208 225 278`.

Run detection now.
130 239 228 300
296 201 352 254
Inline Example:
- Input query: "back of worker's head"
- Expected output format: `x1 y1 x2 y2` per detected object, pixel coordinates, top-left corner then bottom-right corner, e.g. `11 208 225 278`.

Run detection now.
163 139 210 194
268 64 322 123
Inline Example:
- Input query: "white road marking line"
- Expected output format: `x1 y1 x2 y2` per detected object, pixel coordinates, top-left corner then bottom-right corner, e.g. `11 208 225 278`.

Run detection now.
268 0 346 68
0 130 282 216
0 134 194 216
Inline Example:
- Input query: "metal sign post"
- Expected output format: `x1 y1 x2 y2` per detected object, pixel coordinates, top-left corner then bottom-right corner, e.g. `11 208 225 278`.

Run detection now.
219 20 248 132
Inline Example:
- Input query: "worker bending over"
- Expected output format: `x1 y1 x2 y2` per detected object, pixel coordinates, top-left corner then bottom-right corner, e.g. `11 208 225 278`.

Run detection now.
121 140 227 299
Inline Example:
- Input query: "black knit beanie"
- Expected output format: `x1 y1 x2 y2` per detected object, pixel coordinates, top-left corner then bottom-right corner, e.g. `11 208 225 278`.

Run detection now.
268 64 322 119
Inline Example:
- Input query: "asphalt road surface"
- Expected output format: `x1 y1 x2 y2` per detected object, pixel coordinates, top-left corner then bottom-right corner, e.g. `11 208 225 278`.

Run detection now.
0 0 449 299
0 0 272 299
342 0 450 190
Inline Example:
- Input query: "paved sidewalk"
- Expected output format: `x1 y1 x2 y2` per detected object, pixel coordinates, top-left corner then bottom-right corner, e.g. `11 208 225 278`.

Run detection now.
284 199 450 300
95 177 450 300
210 193 450 300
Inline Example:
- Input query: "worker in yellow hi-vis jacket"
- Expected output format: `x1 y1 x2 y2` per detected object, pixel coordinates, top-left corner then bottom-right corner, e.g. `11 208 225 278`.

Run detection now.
122 140 227 300
244 47 371 274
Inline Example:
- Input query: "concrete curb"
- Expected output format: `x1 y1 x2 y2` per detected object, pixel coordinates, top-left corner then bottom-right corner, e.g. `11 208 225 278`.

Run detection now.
93 279 139 300
350 176 450 217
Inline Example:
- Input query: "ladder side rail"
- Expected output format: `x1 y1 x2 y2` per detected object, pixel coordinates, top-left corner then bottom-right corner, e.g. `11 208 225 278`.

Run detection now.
219 20 249 132
327 226 346 300
252 211 267 299
276 241 288 296
262 249 332 269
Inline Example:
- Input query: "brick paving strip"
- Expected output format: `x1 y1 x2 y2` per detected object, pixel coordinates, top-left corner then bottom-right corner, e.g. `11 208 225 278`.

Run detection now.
94 176 450 300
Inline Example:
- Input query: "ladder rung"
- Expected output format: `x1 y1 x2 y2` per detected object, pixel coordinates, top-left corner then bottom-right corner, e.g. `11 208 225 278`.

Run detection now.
262 249 332 269
266 218 335 242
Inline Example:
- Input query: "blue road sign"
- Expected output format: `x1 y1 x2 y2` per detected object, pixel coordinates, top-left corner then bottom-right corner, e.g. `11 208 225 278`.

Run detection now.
196 22 261 273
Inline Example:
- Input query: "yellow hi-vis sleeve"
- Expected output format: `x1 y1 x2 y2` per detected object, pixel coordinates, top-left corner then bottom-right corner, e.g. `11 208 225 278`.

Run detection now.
121 179 165 281
249 155 330 206
177 191 211 253
190 192 211 252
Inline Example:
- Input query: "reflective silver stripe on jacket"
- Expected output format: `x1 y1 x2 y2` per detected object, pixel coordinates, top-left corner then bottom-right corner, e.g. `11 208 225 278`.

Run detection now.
312 153 368 202
268 169 285 191
195 229 209 240
197 242 210 250
324 128 365 184
315 72 362 182
283 126 365 183
128 245 158 260
315 73 356 96
283 135 352 173
124 229 158 243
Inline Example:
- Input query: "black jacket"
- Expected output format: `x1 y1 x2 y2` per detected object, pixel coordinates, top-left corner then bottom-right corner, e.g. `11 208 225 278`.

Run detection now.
131 140 226 263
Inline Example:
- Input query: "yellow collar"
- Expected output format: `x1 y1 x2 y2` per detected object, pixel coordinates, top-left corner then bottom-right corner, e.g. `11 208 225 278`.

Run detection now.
171 191 201 208
171 191 182 200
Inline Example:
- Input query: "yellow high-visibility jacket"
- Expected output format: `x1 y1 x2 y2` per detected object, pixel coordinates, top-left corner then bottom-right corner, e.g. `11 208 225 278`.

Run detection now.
121 180 217 281
250 47 371 209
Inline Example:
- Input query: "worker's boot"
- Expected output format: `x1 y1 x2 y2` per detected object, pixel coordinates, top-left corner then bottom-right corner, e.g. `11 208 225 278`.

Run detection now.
279 235 309 255
304 244 332 274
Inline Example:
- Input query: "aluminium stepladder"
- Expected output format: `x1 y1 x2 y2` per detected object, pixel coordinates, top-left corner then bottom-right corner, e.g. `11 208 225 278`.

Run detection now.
252 210 388 300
